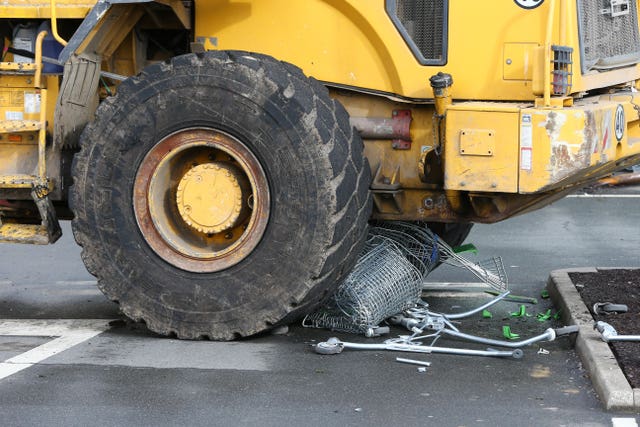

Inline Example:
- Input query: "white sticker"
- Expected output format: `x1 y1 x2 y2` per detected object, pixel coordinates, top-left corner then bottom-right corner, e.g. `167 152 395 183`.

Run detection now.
5 111 23 120
614 104 625 141
514 0 544 9
520 114 533 148
24 92 40 114
521 147 532 171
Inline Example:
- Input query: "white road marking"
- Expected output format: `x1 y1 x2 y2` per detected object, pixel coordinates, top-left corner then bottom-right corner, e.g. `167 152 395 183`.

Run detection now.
54 281 97 286
0 319 112 380
567 194 640 198
612 418 638 427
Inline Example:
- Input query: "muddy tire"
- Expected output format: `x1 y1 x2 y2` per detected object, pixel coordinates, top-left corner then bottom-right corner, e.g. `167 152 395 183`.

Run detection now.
70 51 372 339
427 222 473 248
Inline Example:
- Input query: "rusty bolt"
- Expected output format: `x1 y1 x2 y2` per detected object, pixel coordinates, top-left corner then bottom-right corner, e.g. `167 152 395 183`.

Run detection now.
423 198 434 210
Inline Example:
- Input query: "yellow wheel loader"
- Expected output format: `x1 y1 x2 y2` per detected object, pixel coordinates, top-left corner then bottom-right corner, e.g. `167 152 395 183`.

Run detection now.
0 0 638 339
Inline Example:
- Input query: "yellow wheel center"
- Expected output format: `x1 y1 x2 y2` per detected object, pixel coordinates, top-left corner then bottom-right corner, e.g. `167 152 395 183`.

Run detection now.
176 163 245 234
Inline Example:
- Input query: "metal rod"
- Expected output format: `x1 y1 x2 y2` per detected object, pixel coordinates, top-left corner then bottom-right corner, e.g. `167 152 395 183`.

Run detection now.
595 321 640 342
438 328 556 349
316 338 522 359
427 291 511 320
543 0 557 107
50 0 68 46
349 115 410 141
395 357 432 367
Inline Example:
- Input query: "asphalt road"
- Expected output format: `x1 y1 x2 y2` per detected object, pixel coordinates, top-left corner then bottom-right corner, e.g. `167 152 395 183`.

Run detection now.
0 186 638 427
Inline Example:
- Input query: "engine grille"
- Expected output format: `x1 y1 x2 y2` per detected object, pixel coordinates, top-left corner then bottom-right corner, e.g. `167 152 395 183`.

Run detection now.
578 0 640 73
386 0 448 65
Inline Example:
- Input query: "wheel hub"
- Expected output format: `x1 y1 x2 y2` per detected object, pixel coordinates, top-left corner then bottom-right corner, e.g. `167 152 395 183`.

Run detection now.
176 163 249 234
133 128 270 273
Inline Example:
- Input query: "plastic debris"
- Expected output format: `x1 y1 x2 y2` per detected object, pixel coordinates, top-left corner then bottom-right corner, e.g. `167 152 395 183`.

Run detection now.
482 309 493 319
537 348 550 355
510 305 532 318
453 243 478 255
536 309 552 322
503 325 520 340
540 290 550 299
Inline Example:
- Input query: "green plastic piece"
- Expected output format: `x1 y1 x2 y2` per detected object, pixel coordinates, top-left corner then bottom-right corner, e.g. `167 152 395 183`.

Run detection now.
482 309 492 319
453 243 478 255
536 309 552 322
553 310 562 320
540 290 550 299
485 290 537 305
502 325 520 340
510 305 531 318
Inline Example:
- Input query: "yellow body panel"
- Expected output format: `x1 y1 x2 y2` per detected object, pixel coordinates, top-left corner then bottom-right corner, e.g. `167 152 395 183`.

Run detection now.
0 1 96 19
519 96 640 193
442 98 640 195
196 1 640 101
444 104 522 193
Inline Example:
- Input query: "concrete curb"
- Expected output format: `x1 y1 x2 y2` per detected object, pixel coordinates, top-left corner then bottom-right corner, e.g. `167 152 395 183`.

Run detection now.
547 268 640 411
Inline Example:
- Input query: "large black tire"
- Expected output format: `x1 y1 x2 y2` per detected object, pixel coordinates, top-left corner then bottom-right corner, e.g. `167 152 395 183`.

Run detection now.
70 51 372 339
427 222 474 248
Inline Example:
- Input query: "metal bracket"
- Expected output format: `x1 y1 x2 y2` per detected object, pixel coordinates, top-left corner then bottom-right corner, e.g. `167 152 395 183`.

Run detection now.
600 0 630 17
391 110 412 150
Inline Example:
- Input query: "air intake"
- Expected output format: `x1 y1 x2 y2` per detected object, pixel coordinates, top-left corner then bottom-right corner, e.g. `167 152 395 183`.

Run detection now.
578 0 640 73
386 0 448 65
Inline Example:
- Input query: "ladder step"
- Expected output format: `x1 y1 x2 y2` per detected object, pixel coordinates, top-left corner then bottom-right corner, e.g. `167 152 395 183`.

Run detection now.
0 120 41 133
0 223 50 245
0 174 38 189
0 62 37 73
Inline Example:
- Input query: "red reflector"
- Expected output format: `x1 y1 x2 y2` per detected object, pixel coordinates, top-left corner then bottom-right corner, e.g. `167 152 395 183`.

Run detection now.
8 134 22 142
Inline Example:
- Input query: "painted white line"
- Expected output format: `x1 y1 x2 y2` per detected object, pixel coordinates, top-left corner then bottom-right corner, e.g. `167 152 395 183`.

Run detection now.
612 418 638 427
0 319 112 380
567 194 640 198
54 281 97 286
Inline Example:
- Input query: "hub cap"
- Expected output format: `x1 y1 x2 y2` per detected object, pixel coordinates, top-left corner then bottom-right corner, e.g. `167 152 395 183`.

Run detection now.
133 128 270 273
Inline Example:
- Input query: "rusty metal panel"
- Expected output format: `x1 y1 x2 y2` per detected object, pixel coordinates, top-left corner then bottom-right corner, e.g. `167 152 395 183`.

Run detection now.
518 97 638 193
445 106 520 193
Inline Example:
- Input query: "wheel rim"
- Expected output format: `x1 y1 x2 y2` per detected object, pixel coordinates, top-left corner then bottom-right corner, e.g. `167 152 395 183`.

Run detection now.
133 128 270 272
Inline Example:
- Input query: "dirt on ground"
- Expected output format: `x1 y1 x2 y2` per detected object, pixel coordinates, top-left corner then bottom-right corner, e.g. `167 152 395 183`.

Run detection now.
570 269 640 389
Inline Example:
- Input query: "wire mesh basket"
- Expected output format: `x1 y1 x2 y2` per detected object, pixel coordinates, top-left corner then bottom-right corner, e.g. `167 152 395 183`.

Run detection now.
304 236 423 334
304 221 508 336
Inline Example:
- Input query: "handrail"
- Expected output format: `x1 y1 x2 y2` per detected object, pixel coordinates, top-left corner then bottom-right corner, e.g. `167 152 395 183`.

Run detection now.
50 0 68 47
543 0 557 107
34 30 47 89
559 0 568 46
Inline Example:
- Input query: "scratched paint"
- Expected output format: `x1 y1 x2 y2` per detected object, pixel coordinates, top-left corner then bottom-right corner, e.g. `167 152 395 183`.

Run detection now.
542 111 592 182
